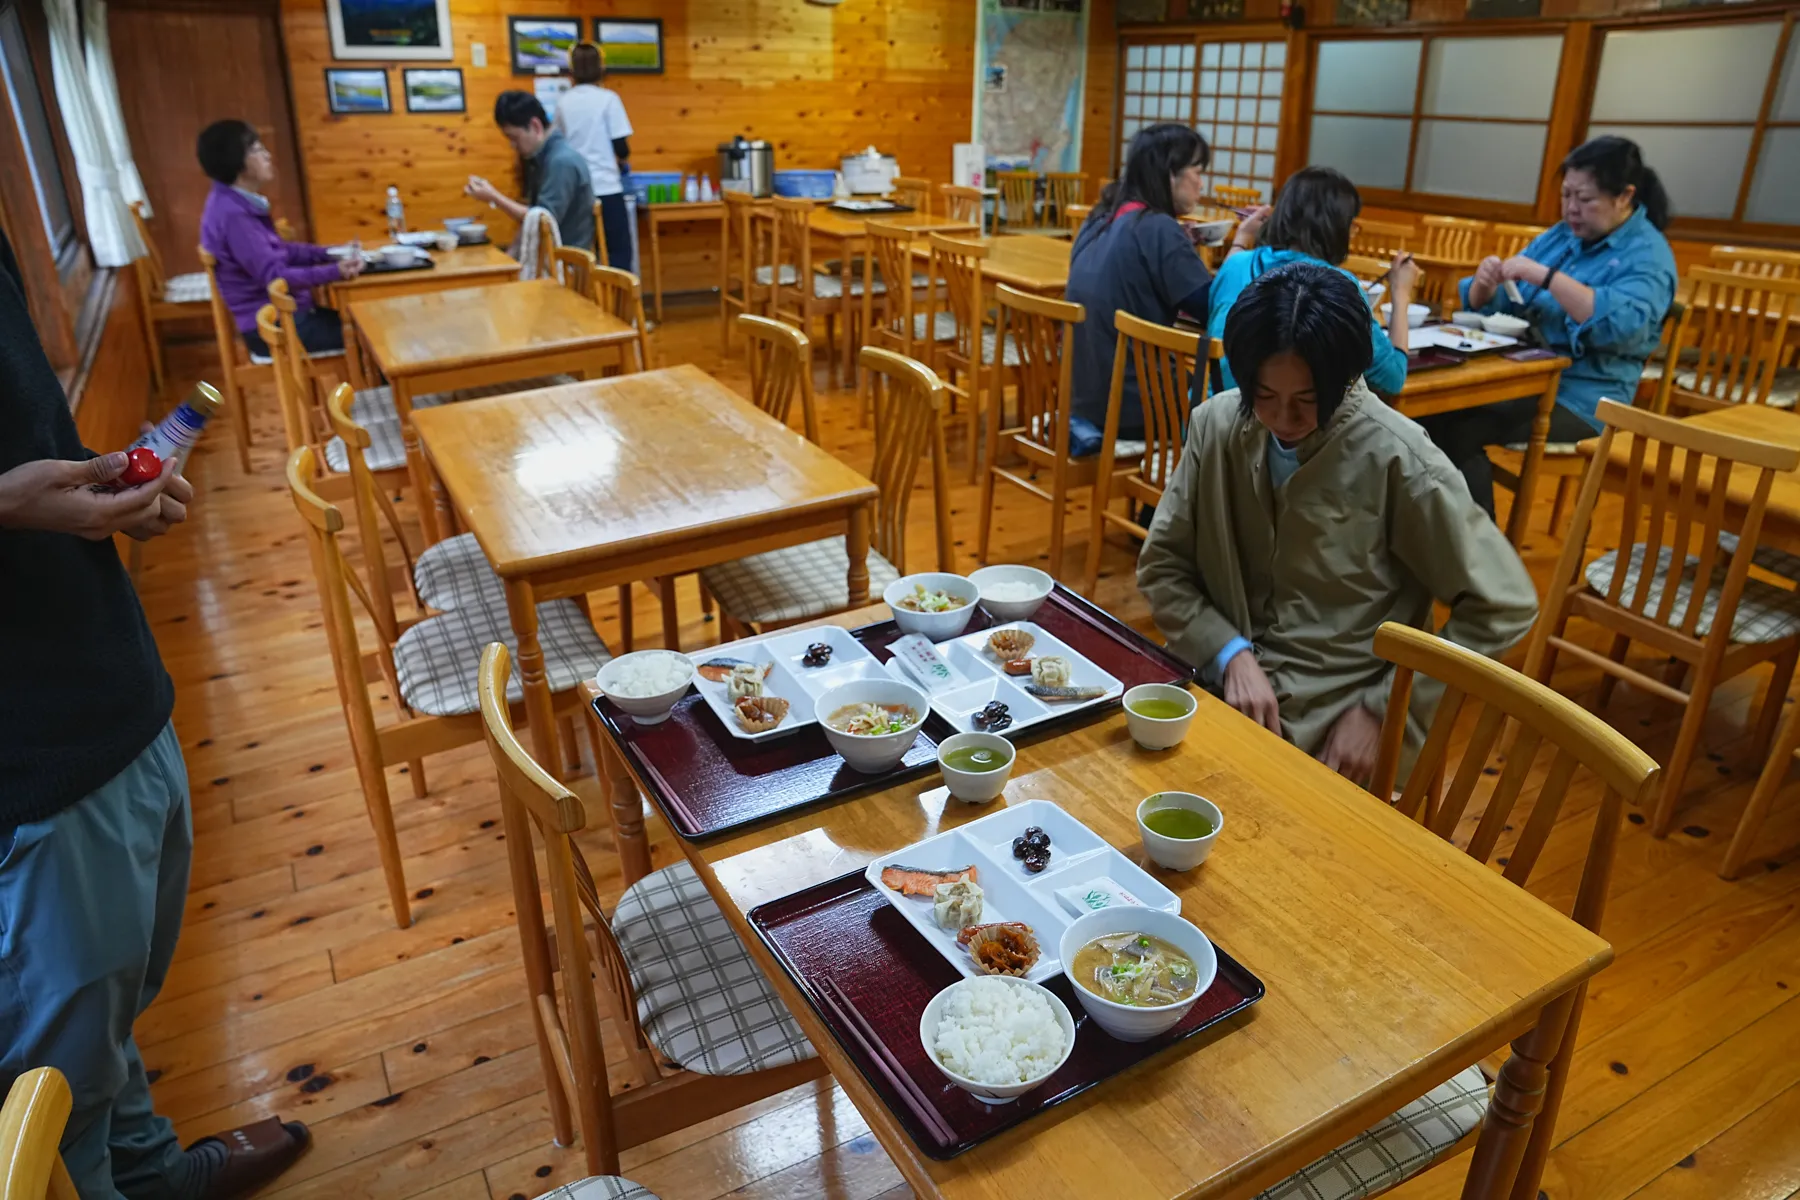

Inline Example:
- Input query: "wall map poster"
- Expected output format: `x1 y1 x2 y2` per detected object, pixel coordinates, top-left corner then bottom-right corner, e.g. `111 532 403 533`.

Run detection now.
975 0 1091 173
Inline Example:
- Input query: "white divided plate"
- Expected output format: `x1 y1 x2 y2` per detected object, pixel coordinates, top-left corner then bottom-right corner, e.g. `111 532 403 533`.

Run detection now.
864 799 1180 985
1407 325 1519 354
689 625 885 742
885 621 1124 736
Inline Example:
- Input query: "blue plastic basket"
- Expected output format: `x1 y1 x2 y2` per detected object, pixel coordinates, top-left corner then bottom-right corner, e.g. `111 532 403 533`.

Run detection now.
630 171 683 204
773 170 836 199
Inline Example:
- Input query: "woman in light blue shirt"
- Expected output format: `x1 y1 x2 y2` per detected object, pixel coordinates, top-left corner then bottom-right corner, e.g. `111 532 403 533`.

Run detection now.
1421 135 1678 517
1202 166 1418 399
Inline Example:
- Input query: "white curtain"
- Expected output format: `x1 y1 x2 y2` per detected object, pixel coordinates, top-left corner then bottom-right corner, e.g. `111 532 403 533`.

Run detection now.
42 0 142 265
81 0 147 214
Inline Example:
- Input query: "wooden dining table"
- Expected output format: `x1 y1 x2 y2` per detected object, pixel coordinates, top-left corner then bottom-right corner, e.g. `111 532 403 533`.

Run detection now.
1392 351 1572 546
323 243 524 389
351 278 640 544
909 233 1073 294
598 604 1612 1200
411 365 880 777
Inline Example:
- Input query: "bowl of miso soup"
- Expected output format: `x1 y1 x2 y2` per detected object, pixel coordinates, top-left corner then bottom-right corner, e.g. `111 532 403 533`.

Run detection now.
1057 906 1217 1041
1136 792 1223 871
1122 683 1197 750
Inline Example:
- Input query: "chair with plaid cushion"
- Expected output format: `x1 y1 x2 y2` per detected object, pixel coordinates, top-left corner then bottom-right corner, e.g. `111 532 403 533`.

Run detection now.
592 265 653 376
1526 398 1800 848
767 196 844 385
1654 268 1800 416
929 233 1021 482
478 644 825 1179
702 347 953 637
129 203 209 399
556 244 596 301
1264 623 1663 1200
860 219 959 409
532 1179 658 1200
286 438 610 930
940 183 984 228
738 314 819 443
1083 312 1221 596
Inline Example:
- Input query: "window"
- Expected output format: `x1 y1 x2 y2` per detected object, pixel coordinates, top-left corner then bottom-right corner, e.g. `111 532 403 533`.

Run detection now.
1586 15 1799 228
0 3 74 259
1119 37 1285 203
1306 33 1563 211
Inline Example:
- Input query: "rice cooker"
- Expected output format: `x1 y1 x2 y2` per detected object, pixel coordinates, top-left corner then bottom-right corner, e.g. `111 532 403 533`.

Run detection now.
717 136 774 198
840 146 900 196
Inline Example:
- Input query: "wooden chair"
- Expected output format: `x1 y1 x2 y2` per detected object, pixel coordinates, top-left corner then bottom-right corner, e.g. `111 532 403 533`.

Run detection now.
532 210 560 280
556 245 597 301
1282 622 1659 1200
737 313 819 443
1414 216 1489 315
1064 203 1092 235
1082 312 1218 596
700 347 953 636
1213 183 1262 209
1728 683 1800 878
129 202 209 399
978 285 1108 580
590 198 611 268
719 190 767 353
286 430 611 929
997 171 1060 237
590 265 652 375
940 184 984 228
1339 252 1425 299
892 175 932 214
0 1068 78 1200
927 232 1015 482
1524 399 1800 842
1491 222 1546 260
767 196 842 385
1488 302 1684 536
1347 218 1414 259
1045 172 1087 226
477 643 825 1178
197 246 275 474
1710 244 1800 280
1654 268 1800 414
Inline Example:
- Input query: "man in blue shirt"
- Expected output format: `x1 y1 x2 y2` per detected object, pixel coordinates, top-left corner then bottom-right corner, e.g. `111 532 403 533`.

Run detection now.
1418 136 1679 516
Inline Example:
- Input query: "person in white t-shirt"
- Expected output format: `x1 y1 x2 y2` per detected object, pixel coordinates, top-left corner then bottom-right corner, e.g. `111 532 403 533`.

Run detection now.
556 42 636 273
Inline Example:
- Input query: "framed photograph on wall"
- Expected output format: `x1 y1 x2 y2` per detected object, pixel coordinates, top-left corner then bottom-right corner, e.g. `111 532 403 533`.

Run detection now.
403 67 465 113
325 68 392 115
326 0 452 61
594 18 664 74
508 16 581 74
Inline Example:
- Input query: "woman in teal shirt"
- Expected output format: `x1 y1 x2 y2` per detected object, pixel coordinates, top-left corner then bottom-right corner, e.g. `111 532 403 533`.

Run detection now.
1421 135 1678 516
1205 167 1418 398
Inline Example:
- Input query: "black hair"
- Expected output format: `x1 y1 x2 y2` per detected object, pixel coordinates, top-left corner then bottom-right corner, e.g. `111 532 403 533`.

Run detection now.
493 90 549 130
1091 122 1209 224
1224 262 1373 428
570 42 604 85
196 119 260 185
1258 166 1360 266
1562 135 1671 232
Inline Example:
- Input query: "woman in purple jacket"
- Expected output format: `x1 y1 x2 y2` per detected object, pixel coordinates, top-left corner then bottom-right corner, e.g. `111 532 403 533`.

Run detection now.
196 119 361 356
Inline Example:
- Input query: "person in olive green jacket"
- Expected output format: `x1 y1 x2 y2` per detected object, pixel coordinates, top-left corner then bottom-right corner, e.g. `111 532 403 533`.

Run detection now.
1137 263 1538 783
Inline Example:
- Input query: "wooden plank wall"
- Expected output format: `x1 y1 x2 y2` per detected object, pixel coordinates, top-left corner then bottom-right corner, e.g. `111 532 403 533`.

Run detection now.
279 0 982 294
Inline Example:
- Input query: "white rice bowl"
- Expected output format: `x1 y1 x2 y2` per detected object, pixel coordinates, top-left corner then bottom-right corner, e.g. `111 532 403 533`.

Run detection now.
921 977 1074 1100
594 651 695 725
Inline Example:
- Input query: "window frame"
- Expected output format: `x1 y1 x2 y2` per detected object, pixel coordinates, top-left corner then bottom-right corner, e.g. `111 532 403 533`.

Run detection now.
1579 7 1799 239
1299 23 1572 223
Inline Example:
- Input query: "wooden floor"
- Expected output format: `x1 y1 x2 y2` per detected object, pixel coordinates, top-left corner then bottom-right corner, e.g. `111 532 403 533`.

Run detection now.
135 300 1800 1200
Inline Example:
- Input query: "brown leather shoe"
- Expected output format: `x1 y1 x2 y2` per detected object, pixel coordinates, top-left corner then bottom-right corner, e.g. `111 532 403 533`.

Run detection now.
188 1117 311 1200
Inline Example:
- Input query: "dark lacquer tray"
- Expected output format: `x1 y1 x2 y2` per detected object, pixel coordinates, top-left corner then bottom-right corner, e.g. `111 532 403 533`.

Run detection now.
362 257 436 276
590 585 1199 842
749 869 1266 1159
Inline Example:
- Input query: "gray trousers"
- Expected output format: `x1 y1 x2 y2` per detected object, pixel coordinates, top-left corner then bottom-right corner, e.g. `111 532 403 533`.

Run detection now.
0 721 191 1200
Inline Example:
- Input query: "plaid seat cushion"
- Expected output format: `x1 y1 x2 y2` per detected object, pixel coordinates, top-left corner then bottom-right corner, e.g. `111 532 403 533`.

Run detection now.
1500 441 1585 455
162 272 211 304
910 311 961 343
249 351 274 366
1671 366 1800 410
1715 530 1800 581
613 859 816 1076
533 1178 658 1200
413 532 504 611
699 538 902 627
1584 542 1800 643
1256 1066 1488 1200
393 597 610 717
980 328 1022 368
753 265 801 287
324 417 407 474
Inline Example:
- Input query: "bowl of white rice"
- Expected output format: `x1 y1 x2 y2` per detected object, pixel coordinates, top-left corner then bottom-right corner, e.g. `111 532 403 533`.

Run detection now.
919 975 1075 1103
968 564 1054 622
594 651 695 725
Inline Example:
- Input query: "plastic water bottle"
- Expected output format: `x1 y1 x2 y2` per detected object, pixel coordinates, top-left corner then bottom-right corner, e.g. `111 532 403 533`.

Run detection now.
684 175 699 203
700 173 715 202
385 186 405 238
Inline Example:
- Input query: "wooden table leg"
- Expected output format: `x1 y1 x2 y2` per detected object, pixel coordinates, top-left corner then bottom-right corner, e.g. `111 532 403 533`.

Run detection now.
657 576 681 651
846 502 871 608
601 733 652 886
1504 371 1561 546
504 578 563 778
650 210 665 323
1505 982 1587 1200
397 379 443 547
1460 986 1579 1200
